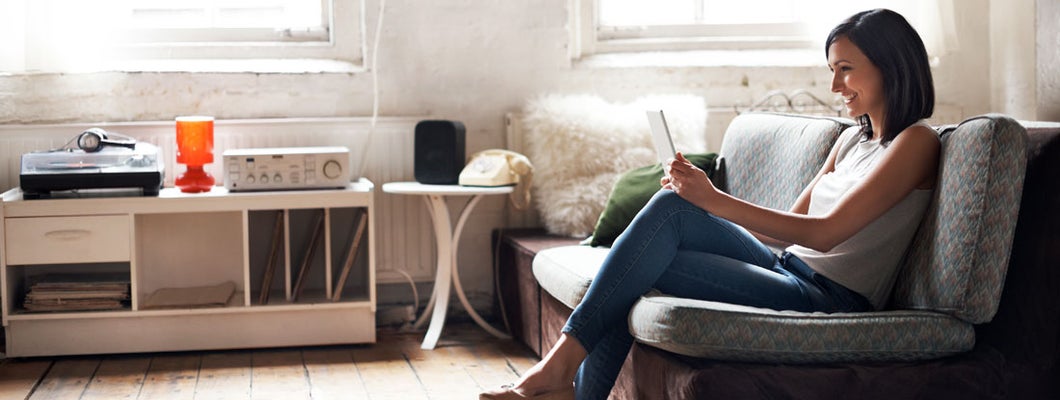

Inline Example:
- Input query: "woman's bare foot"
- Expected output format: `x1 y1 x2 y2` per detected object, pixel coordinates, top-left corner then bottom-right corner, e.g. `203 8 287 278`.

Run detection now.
504 334 586 396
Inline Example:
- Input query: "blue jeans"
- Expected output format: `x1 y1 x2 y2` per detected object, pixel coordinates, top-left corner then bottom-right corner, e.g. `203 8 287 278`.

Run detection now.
562 190 872 400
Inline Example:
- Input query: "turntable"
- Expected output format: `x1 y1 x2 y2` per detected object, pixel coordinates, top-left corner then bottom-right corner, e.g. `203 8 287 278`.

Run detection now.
20 142 165 199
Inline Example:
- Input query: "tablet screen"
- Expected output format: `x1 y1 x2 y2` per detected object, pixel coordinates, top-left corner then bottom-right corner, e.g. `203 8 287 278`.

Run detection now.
646 110 677 165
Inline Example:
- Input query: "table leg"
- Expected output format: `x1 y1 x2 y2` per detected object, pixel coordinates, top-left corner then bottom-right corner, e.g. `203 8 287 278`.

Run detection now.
417 193 512 350
449 196 512 340
413 196 439 330
419 194 454 350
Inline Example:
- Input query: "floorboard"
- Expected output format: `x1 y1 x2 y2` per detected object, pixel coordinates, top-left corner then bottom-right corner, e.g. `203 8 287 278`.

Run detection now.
250 350 309 400
31 358 100 400
351 336 427 400
465 340 523 391
0 323 540 399
0 359 51 399
194 351 251 400
80 356 150 400
302 347 367 400
138 354 201 400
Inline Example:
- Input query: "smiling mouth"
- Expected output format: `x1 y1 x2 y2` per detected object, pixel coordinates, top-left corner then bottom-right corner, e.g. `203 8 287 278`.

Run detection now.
843 93 858 104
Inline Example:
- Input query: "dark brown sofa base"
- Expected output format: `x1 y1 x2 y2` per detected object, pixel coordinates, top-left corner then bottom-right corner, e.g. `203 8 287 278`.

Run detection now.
494 228 637 399
492 126 1060 399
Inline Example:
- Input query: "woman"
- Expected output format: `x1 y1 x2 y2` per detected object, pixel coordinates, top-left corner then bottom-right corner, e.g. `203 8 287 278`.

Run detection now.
482 8 938 400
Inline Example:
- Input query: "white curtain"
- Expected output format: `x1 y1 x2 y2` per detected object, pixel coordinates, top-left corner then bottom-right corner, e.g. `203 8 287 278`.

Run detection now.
911 0 961 57
0 1 27 72
806 0 960 58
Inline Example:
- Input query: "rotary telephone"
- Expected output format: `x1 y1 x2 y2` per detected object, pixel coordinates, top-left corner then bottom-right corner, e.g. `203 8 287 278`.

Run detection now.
458 149 533 210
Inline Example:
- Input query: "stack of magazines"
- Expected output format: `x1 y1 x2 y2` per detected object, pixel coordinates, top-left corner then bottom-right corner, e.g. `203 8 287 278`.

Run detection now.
23 273 130 312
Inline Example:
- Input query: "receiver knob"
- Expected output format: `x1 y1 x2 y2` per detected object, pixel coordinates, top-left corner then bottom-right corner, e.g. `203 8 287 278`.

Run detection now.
323 160 342 179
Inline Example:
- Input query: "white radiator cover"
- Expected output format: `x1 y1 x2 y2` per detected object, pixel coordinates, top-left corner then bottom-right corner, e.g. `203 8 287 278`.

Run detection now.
0 117 435 283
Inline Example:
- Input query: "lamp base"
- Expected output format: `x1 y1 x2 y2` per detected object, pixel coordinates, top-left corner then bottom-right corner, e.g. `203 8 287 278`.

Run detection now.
176 165 215 193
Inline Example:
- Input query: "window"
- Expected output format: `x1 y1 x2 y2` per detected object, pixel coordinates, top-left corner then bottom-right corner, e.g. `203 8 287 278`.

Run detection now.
0 0 363 73
573 0 950 59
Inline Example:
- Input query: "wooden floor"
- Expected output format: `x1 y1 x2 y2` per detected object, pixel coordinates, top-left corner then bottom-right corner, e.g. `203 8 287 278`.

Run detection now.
0 323 539 400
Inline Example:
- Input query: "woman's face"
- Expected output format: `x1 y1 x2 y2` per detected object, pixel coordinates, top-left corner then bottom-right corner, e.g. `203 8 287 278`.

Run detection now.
827 35 885 124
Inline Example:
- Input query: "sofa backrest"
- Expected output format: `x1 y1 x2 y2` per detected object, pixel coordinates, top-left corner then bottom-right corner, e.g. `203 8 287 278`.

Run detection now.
718 112 852 210
891 114 1028 324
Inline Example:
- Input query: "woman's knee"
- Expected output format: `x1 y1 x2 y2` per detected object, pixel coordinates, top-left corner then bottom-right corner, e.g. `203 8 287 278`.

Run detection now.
645 189 693 212
632 190 701 225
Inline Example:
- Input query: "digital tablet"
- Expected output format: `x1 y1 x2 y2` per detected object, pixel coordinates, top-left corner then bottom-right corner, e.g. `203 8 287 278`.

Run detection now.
646 110 677 165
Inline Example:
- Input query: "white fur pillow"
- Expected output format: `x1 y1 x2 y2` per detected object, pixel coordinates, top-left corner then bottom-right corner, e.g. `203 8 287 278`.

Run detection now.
522 94 708 237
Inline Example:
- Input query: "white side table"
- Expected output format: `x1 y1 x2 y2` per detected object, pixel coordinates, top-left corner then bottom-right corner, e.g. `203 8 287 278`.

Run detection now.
382 182 513 349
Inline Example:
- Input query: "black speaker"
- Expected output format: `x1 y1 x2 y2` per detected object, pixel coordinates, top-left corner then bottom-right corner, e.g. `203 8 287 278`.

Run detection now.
415 120 466 184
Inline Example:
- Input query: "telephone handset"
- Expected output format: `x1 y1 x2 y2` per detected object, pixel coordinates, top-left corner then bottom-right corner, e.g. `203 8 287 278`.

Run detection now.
458 149 533 210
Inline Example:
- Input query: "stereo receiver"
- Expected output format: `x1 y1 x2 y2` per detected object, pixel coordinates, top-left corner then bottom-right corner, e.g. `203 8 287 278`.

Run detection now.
223 146 350 191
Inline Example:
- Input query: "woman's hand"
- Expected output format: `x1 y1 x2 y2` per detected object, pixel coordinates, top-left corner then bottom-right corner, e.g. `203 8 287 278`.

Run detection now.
661 152 717 210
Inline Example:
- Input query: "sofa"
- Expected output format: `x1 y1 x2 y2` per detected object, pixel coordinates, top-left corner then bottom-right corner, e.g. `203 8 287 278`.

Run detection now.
494 112 1060 399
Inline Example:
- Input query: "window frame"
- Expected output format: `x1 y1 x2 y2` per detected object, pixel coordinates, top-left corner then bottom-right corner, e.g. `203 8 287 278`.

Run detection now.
572 0 933 60
573 0 819 58
5 0 365 73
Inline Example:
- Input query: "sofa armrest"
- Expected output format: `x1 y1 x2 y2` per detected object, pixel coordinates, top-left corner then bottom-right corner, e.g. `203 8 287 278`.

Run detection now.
976 121 1060 378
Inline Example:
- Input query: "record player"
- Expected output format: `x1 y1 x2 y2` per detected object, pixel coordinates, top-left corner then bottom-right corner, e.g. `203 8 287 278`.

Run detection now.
20 142 165 199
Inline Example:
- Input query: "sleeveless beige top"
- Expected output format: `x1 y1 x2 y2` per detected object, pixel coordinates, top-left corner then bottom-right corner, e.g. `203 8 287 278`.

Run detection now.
786 123 935 309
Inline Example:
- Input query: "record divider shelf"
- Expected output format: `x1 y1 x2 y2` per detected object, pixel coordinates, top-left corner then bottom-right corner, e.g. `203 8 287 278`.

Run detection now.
0 179 375 357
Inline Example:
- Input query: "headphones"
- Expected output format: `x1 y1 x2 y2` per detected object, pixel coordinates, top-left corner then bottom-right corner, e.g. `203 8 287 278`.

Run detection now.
76 128 137 152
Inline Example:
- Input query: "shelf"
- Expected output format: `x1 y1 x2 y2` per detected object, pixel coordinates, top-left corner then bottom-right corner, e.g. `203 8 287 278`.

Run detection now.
6 296 373 321
7 307 134 321
1 182 376 357
2 179 375 217
256 288 372 306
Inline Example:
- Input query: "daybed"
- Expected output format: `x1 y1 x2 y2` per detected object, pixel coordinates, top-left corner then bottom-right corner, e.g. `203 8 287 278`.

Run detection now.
495 112 1060 399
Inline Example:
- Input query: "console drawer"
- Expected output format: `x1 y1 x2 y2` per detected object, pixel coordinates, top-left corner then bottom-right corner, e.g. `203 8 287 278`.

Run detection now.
5 215 131 265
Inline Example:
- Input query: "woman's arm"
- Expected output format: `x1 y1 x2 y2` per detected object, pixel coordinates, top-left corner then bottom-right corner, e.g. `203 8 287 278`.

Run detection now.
665 125 938 252
749 132 845 248
672 130 844 249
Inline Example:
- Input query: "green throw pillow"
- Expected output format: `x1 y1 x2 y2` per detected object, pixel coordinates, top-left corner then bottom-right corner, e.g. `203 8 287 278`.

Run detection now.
589 153 719 247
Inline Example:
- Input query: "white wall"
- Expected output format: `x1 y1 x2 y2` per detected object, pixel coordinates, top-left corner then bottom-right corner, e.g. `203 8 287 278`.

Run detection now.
1036 0 1060 121
990 0 1038 120
989 0 1059 121
0 0 1051 314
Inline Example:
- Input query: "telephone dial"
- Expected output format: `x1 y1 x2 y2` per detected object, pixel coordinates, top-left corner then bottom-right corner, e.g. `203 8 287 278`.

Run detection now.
459 149 533 210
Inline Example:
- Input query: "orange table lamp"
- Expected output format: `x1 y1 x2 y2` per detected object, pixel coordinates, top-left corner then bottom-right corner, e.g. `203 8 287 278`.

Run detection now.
175 116 215 193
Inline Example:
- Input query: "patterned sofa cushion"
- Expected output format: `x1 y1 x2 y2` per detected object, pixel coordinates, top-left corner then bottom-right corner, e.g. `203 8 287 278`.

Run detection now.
535 246 976 363
891 115 1027 323
628 293 974 363
719 112 852 209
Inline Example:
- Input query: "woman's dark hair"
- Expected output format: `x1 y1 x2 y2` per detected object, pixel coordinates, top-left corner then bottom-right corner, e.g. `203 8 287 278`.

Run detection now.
826 9 934 144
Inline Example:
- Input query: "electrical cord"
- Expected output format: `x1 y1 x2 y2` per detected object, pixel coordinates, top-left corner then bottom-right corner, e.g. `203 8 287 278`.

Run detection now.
355 0 387 179
355 0 510 336
391 268 420 330
355 0 425 331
